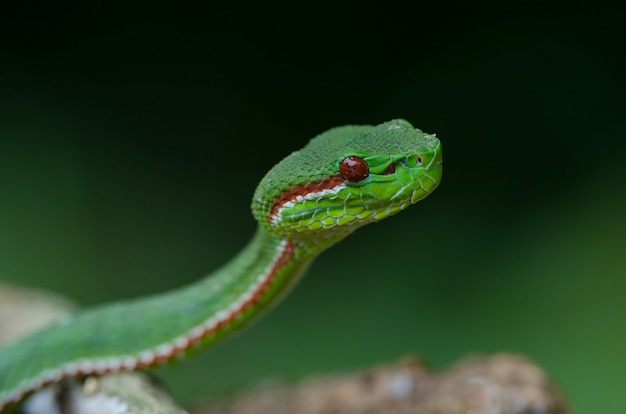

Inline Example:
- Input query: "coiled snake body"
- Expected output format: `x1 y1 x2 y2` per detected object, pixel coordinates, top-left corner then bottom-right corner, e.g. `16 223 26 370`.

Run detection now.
0 119 442 410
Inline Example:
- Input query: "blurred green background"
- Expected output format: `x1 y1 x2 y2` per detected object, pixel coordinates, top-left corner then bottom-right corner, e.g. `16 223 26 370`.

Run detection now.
1 6 625 412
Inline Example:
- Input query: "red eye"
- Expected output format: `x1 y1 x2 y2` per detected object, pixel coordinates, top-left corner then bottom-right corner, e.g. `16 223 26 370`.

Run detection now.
340 156 369 182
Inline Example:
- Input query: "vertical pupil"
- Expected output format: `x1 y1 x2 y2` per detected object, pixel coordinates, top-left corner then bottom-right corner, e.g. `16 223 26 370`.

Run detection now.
340 156 369 182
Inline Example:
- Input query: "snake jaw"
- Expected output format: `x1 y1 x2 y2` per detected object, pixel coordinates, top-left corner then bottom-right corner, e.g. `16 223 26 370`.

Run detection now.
266 148 442 243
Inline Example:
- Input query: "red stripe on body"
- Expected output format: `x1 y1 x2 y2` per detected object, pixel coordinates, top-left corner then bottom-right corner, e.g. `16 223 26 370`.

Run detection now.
268 175 344 222
0 240 296 411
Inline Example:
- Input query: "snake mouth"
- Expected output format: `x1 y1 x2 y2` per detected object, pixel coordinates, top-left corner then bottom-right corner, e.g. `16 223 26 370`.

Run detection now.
412 149 443 203
410 166 441 204
385 141 442 205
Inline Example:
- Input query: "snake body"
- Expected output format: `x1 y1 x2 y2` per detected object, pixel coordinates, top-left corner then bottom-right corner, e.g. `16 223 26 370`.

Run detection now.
0 119 442 410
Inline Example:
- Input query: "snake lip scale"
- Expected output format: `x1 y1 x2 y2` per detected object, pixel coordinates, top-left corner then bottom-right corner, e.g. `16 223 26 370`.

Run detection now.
0 119 442 411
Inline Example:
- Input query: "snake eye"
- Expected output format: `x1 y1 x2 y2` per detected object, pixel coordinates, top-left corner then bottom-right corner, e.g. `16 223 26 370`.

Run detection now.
340 156 369 182
416 156 423 166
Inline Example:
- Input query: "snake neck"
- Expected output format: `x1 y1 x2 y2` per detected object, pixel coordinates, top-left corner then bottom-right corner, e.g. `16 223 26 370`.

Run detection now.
188 225 321 337
222 225 316 280
214 224 323 296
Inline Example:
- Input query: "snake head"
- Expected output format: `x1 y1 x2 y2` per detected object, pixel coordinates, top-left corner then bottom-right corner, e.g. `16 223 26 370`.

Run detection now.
252 119 442 248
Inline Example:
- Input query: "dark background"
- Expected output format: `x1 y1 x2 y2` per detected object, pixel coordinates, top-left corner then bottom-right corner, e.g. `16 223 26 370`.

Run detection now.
1 6 625 412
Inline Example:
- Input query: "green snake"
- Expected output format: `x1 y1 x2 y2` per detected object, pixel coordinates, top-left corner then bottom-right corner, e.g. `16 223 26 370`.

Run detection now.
0 119 442 411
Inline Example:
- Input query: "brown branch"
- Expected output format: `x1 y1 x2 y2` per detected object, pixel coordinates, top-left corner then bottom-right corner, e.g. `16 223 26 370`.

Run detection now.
0 283 188 414
192 355 570 414
1 283 570 414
